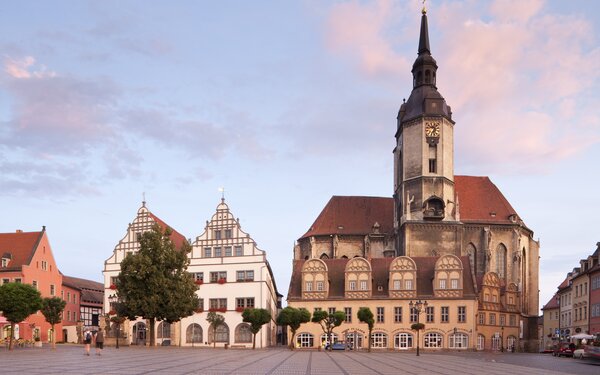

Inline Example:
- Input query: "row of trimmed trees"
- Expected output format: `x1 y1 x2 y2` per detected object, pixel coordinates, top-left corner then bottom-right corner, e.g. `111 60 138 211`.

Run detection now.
276 305 381 352
0 282 66 350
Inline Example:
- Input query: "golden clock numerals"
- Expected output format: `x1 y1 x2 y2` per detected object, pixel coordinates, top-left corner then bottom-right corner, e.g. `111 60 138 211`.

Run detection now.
425 122 440 137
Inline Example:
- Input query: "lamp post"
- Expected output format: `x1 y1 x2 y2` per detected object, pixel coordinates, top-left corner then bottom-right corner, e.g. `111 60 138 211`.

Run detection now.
108 294 121 349
501 326 504 352
410 299 428 356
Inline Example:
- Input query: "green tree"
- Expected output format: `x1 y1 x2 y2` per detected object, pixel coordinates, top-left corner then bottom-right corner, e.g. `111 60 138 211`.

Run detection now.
311 310 345 350
116 224 199 346
357 307 374 353
206 311 225 348
0 283 43 350
41 297 66 349
242 308 272 349
276 306 311 350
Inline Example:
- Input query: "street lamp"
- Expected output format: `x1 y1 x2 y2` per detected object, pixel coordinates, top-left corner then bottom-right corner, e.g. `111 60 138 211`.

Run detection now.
108 294 121 349
409 299 428 356
501 326 504 352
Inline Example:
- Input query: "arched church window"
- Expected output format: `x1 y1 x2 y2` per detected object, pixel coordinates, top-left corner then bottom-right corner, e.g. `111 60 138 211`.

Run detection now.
466 243 477 275
425 70 431 84
495 244 507 279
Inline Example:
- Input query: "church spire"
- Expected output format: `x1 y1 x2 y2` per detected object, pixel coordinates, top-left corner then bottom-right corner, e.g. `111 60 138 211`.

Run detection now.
418 5 430 55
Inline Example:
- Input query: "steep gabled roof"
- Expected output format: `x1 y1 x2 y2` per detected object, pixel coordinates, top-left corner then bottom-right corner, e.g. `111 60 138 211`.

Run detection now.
454 176 519 224
147 212 187 250
300 196 394 239
0 230 43 271
62 275 104 292
542 293 559 310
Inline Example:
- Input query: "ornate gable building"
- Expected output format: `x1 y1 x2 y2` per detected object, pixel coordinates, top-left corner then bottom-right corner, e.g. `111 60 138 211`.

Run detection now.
288 8 540 352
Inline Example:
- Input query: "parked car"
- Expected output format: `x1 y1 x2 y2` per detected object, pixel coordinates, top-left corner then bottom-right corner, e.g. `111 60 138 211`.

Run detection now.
552 343 574 357
325 341 348 351
573 348 588 359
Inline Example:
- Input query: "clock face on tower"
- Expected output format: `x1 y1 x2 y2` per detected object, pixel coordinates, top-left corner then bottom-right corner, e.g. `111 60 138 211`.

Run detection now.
425 121 440 137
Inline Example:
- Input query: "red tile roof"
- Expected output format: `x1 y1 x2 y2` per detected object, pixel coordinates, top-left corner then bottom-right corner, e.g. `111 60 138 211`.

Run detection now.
62 275 104 292
542 293 559 310
300 196 394 239
454 176 519 224
298 176 523 240
287 256 476 300
0 230 43 271
147 212 188 250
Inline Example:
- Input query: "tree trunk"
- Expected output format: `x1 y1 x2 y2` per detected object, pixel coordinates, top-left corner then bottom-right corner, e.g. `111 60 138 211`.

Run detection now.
253 332 256 349
289 329 296 350
149 318 155 347
8 322 14 350
51 324 56 349
368 328 372 353
213 326 216 348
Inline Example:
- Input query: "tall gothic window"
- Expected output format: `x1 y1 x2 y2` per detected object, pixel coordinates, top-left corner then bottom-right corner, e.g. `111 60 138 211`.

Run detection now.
495 244 507 279
428 144 437 173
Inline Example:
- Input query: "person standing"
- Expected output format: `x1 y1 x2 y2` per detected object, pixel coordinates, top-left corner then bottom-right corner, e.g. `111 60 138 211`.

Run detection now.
95 328 104 356
83 329 92 356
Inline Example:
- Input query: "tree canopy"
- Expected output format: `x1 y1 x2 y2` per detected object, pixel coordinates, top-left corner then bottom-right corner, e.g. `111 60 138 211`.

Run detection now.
311 310 345 350
276 306 311 349
0 283 43 350
242 308 272 349
116 224 199 346
41 297 67 349
206 311 225 348
357 307 375 352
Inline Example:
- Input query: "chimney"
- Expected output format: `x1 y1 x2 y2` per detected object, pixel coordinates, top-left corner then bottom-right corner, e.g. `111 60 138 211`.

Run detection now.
16 229 23 233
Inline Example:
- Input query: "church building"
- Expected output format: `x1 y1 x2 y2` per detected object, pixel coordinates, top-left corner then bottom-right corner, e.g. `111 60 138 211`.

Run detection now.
288 8 540 352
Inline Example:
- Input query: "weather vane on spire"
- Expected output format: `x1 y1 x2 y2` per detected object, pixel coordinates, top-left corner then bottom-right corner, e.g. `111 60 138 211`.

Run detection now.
218 187 225 202
422 0 427 15
142 192 146 206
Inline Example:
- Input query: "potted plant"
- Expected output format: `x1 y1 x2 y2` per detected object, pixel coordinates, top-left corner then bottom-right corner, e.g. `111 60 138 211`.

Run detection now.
217 278 226 284
218 307 227 313
108 309 117 316
194 279 203 285
109 284 117 290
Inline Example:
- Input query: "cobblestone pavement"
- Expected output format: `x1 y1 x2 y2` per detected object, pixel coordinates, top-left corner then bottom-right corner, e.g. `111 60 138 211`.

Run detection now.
1 345 599 375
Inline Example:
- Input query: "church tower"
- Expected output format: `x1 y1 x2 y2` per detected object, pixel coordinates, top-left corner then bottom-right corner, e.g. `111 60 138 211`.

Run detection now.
394 7 458 255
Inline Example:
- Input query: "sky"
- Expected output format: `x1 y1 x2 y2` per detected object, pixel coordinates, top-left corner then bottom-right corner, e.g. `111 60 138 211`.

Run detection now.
1 0 598 313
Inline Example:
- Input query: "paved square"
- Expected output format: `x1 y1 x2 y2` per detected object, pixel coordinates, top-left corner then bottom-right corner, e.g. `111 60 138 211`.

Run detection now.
1 345 598 374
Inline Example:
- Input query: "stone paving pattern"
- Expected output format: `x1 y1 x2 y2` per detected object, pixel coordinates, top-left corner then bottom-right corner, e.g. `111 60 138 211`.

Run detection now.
1 346 598 375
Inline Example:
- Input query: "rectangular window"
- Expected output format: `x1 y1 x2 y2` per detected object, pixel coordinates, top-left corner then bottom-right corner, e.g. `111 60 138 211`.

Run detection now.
204 247 212 258
428 145 437 173
478 312 485 325
489 313 496 325
451 279 459 289
235 246 243 256
67 311 71 321
193 272 204 282
405 279 413 290
500 314 506 326
225 229 232 239
32 280 38 289
439 279 446 289
394 307 402 323
393 280 401 290
441 306 449 323
236 297 254 309
314 307 322 312
50 284 55 296
328 307 336 315
209 298 227 310
224 247 232 257
67 292 71 302
214 230 221 240
376 307 384 323
2 278 9 284
1 258 8 267
509 314 516 327
360 280 368 290
210 271 227 282
316 281 324 291
458 306 466 323
197 299 204 311
349 281 356 291
14 278 21 283
344 307 352 323
237 271 254 281
426 306 434 323
410 307 418 323
41 261 48 270
305 281 313 291
214 247 222 257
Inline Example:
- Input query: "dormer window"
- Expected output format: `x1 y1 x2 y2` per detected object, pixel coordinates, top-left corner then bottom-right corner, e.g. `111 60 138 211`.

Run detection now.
1 253 11 268
1 258 8 267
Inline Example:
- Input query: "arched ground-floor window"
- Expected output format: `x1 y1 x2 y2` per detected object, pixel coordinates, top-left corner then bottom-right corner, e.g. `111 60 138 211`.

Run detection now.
394 332 413 349
371 332 388 348
235 323 252 343
448 333 468 349
477 334 485 351
344 331 363 349
320 333 338 347
492 335 501 351
209 323 230 343
424 332 443 348
296 332 314 348
507 335 517 351
186 323 202 344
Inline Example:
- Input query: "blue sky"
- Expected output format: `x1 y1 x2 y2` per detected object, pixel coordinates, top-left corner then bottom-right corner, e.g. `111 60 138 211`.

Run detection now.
1 0 598 312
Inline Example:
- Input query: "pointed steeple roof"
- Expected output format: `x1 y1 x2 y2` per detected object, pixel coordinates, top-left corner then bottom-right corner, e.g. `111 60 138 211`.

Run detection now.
418 8 431 55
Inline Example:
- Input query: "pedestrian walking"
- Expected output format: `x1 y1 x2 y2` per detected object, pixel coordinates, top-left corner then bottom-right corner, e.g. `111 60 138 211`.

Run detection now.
95 327 104 356
83 329 92 356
